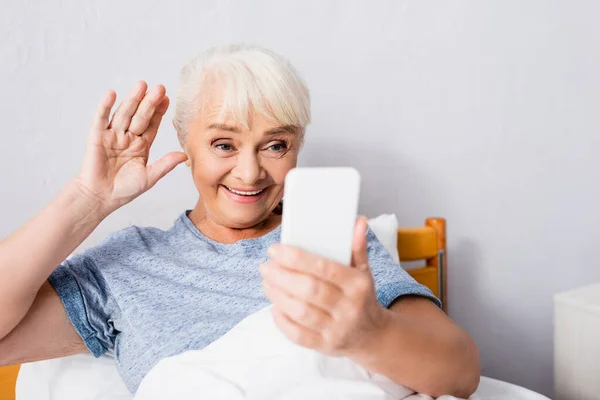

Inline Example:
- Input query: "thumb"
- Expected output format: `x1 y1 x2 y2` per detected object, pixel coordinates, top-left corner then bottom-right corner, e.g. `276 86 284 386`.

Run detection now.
351 216 369 270
146 152 188 188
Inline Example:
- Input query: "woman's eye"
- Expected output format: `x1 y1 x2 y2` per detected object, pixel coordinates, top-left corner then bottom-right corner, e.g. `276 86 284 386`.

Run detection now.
215 143 233 151
267 143 287 152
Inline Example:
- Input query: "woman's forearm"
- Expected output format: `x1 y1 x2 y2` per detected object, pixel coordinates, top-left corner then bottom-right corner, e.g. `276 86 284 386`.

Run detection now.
351 298 480 398
0 83 182 342
0 181 106 339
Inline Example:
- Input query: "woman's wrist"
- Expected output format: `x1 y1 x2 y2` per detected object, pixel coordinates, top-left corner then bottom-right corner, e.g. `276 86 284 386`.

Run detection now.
347 307 396 366
62 179 112 223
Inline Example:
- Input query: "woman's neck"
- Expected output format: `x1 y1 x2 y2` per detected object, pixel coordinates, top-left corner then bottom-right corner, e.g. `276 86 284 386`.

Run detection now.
188 204 281 244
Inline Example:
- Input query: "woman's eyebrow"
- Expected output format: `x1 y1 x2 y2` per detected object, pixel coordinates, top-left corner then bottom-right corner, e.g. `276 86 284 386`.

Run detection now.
207 123 297 135
265 125 298 135
207 123 240 132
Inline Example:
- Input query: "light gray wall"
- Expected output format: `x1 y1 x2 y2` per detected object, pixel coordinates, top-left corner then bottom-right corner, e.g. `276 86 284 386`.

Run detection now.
2 1 599 396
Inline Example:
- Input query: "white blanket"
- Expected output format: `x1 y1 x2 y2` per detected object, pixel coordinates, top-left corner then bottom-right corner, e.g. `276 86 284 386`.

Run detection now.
135 306 477 400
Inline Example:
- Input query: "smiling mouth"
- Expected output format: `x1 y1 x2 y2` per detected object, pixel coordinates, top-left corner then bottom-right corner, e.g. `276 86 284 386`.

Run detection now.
222 185 266 196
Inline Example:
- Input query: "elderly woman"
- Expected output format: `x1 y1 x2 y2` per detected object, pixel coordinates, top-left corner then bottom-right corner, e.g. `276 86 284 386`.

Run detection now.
0 45 479 397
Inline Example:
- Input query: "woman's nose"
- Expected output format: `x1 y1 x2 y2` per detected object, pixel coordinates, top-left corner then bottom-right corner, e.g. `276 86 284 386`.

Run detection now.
232 151 265 185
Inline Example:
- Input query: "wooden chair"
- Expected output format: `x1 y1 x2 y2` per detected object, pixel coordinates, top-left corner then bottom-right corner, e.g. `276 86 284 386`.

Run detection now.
402 218 448 312
0 365 19 400
0 217 447 399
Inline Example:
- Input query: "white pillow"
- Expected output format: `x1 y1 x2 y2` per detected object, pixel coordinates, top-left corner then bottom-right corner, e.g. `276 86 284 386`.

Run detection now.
16 352 131 400
367 213 400 263
16 214 400 400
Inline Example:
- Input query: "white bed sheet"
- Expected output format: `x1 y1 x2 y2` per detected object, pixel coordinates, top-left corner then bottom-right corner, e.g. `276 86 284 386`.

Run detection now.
16 358 549 400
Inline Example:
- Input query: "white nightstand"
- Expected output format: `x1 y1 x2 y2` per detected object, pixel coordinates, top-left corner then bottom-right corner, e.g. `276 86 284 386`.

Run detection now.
554 282 600 400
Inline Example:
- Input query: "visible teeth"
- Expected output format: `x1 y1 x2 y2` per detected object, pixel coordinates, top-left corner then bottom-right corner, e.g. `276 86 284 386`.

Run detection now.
226 186 264 196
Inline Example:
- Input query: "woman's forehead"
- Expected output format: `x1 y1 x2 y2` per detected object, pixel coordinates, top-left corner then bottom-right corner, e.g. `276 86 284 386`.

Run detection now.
197 95 290 132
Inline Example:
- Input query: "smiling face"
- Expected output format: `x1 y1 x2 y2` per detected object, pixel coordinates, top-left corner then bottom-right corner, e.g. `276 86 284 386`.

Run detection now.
173 45 311 234
184 94 303 230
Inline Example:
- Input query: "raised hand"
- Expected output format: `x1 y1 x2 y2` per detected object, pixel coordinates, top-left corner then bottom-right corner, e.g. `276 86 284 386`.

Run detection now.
75 81 188 215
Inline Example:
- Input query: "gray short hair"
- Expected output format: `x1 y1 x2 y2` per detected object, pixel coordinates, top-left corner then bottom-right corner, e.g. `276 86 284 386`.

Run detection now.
174 44 311 146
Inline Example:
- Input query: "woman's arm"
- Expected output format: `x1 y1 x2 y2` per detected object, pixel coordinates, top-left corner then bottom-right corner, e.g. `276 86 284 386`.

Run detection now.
0 82 187 364
0 182 105 341
352 296 480 398
0 282 87 365
261 217 480 398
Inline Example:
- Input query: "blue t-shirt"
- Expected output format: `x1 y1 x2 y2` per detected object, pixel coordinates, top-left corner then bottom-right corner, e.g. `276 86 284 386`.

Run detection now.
48 211 439 393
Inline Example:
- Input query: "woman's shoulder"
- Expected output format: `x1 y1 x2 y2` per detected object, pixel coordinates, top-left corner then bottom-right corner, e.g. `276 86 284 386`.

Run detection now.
105 224 168 244
82 216 190 261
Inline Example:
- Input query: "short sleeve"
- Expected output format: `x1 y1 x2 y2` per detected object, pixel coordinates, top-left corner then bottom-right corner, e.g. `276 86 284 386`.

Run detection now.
48 251 120 357
367 227 442 309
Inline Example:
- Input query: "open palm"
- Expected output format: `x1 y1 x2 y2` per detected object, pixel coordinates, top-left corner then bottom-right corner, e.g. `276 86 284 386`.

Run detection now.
77 82 187 214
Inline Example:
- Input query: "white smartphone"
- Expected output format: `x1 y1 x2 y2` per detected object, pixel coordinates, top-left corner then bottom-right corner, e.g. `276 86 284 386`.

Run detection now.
280 167 361 266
